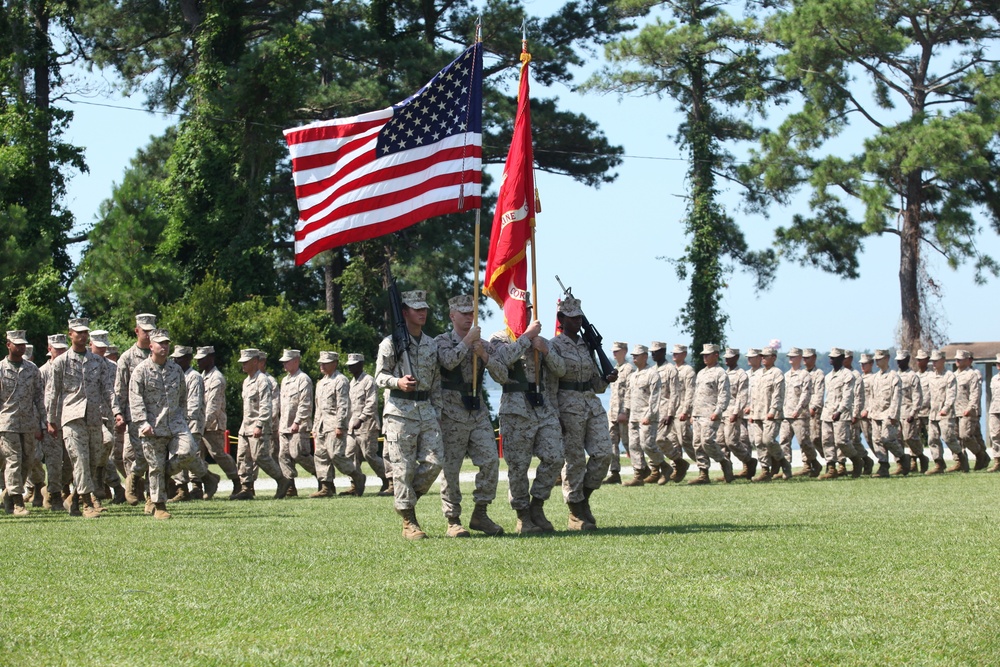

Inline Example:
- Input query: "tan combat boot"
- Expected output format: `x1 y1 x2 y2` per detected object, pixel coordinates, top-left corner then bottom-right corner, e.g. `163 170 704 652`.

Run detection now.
988 458 1000 473
528 497 554 532
68 493 83 517
670 458 690 483
445 517 471 538
818 463 839 480
111 484 127 504
30 487 44 507
90 494 107 513
642 467 661 484
398 507 427 540
153 502 172 520
871 462 890 478
687 468 711 485
144 497 155 515
349 471 367 496
566 501 596 531
925 459 945 475
603 471 622 485
1 489 12 514
581 487 598 527
12 494 29 517
850 457 864 478
719 458 735 483
201 472 220 499
946 459 962 473
658 462 673 485
377 478 393 497
309 481 334 498
793 461 813 477
469 503 504 536
515 508 542 535
80 495 101 519
622 472 645 487
836 462 848 477
737 458 758 480
124 473 142 506
752 464 773 483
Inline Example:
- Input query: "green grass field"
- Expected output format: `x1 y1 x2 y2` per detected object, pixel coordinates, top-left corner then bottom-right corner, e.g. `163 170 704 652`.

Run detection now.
3 466 999 666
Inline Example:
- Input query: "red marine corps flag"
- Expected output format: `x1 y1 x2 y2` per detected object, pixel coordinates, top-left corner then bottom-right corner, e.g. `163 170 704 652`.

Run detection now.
284 43 483 264
484 43 537 338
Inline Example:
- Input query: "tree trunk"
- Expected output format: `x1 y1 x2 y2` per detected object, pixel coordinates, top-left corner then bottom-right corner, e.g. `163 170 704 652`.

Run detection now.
324 250 345 324
899 169 923 350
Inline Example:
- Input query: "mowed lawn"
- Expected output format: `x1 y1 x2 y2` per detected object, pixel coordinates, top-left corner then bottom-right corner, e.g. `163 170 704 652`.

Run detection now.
3 466 999 666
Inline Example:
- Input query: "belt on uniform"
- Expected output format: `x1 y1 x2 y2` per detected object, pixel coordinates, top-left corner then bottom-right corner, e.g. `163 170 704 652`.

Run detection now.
441 381 474 394
389 389 430 401
558 381 591 392
503 382 539 394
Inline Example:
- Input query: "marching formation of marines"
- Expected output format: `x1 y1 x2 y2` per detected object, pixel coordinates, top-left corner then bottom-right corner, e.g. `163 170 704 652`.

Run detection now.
3 301 998 540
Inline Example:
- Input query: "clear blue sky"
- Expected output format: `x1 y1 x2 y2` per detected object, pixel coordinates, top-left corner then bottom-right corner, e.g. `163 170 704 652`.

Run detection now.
58 9 1000 355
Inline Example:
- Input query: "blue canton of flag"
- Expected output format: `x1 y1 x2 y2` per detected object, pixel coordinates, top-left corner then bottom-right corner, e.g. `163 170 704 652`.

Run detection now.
377 46 484 156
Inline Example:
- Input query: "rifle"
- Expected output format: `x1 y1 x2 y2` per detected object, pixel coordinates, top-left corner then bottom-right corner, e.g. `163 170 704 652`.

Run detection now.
387 278 415 380
555 276 618 382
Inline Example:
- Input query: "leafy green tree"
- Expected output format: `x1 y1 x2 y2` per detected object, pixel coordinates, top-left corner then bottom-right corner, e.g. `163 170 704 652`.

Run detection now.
585 0 781 363
0 0 85 342
749 0 1000 349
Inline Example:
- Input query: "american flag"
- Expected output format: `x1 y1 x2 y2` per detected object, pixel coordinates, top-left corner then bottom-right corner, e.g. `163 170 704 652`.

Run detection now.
285 44 483 265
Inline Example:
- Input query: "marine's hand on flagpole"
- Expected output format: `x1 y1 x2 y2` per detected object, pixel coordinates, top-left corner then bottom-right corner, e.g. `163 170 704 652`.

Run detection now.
531 336 548 354
524 320 541 340
463 326 481 347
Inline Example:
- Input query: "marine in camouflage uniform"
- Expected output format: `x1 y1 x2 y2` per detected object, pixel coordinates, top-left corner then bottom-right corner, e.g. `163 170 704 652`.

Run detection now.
488 320 564 535
550 297 615 531
954 349 990 470
671 345 696 463
987 354 1000 472
168 346 221 500
915 350 936 468
37 335 72 509
688 344 735 484
375 290 443 540
195 346 241 495
650 341 685 483
896 350 927 472
818 348 862 479
926 350 963 473
312 351 365 498
804 348 826 468
88 330 124 503
0 330 45 516
45 318 120 518
858 354 875 461
868 349 910 477
130 330 218 518
434 295 506 537
749 347 787 481
605 341 636 484
623 345 660 485
844 351 873 474
277 349 318 486
722 348 756 479
345 353 389 494
780 347 817 477
233 348 292 500
114 313 157 505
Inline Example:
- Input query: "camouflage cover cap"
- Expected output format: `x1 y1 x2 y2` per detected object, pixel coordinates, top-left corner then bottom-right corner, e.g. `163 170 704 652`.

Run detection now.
895 349 910 361
649 341 666 352
859 353 873 364
915 349 930 360
787 346 803 357
929 350 944 361
318 351 339 364
279 349 301 362
107 345 119 356
843 349 854 358
746 347 762 357
90 331 110 348
194 346 215 360
24 344 33 359
954 349 972 360
803 348 818 357
47 334 68 349
612 341 628 352
558 297 583 317
724 347 740 359
6 330 27 345
828 347 845 358
150 328 171 343
347 353 364 365
630 344 648 356
68 318 90 332
761 347 776 356
257 350 268 359
448 294 475 313
135 313 157 331
170 345 193 358
402 290 428 309
874 349 889 360
238 348 260 363
672 344 687 355
701 343 719 355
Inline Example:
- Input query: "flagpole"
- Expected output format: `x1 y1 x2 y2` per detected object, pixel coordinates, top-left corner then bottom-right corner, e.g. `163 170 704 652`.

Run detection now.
517 23 541 383
471 20 483 401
